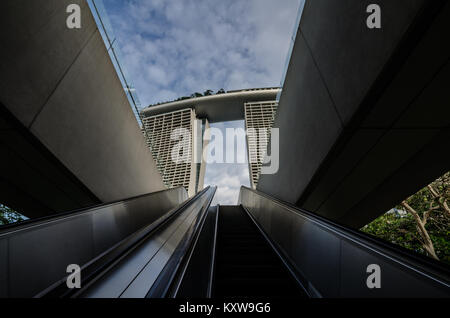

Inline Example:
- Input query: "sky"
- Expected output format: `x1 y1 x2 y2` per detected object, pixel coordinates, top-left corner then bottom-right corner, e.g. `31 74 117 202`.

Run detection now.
102 0 301 204
203 120 251 205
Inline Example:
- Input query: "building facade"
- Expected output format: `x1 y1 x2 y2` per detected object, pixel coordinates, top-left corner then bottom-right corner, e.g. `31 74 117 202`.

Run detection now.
140 89 279 195
142 108 209 197
244 101 278 189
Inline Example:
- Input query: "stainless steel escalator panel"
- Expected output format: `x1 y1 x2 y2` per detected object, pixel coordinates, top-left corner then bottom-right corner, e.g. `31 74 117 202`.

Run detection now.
0 187 187 298
79 187 215 298
239 186 450 297
82 199 197 297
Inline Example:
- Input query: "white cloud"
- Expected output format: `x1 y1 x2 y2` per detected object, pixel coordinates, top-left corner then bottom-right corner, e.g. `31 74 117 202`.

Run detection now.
205 163 250 205
203 121 250 205
105 0 301 105
103 0 301 204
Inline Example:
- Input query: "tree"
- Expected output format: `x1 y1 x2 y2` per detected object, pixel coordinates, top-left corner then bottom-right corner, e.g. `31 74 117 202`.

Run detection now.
149 89 226 107
0 205 26 225
362 171 450 264
191 92 203 98
401 200 439 259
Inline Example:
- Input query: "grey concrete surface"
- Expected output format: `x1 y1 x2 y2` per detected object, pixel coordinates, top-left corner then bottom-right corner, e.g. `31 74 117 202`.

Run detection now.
258 0 450 228
0 0 166 216
259 33 343 204
300 0 425 125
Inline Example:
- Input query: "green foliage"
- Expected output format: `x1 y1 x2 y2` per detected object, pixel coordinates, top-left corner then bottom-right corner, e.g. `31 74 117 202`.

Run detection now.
362 172 450 265
149 89 226 107
0 204 26 226
191 92 203 98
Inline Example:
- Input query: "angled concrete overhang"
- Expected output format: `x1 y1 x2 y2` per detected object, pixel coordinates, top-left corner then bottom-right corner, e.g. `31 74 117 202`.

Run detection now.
141 88 281 123
0 0 166 217
258 0 450 228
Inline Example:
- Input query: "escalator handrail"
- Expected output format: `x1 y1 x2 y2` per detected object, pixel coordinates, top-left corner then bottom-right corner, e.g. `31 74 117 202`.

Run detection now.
240 186 450 286
0 187 187 235
207 205 219 298
146 187 217 298
36 186 213 298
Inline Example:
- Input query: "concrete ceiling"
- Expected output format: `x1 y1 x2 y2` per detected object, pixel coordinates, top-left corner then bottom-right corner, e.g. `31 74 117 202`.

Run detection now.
257 0 450 228
0 0 166 218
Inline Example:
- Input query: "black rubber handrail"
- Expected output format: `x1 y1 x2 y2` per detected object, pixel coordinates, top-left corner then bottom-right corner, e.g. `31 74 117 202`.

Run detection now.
0 187 186 234
207 205 219 298
146 187 217 298
36 186 212 298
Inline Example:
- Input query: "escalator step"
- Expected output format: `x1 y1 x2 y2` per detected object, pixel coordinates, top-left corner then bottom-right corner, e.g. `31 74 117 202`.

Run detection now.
214 206 307 298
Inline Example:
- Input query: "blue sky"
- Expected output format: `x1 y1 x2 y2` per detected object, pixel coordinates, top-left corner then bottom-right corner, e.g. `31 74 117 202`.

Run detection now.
102 0 301 204
204 120 251 205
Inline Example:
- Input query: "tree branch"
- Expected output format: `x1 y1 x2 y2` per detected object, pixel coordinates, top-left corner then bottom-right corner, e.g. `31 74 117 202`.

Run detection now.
401 201 439 260
428 184 439 198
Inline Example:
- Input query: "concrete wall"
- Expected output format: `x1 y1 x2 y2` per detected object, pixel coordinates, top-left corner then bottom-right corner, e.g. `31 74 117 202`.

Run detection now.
197 119 210 192
258 0 450 227
0 0 165 216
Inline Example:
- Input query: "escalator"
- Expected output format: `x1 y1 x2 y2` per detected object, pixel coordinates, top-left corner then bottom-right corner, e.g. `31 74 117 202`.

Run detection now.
214 206 306 298
0 186 214 298
1 184 448 298
174 187 450 298
169 205 307 298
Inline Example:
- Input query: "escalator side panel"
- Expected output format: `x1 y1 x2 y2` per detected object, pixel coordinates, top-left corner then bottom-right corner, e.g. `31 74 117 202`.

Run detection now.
240 186 450 297
79 187 216 298
79 203 197 298
0 187 187 298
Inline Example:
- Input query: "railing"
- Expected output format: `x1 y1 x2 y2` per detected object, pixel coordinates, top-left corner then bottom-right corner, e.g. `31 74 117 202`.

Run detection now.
53 187 214 298
146 187 217 298
278 0 306 101
86 0 147 134
37 187 213 298
0 187 187 297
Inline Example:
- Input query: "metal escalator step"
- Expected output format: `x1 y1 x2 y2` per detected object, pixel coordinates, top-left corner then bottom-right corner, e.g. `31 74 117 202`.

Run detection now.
214 206 307 298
